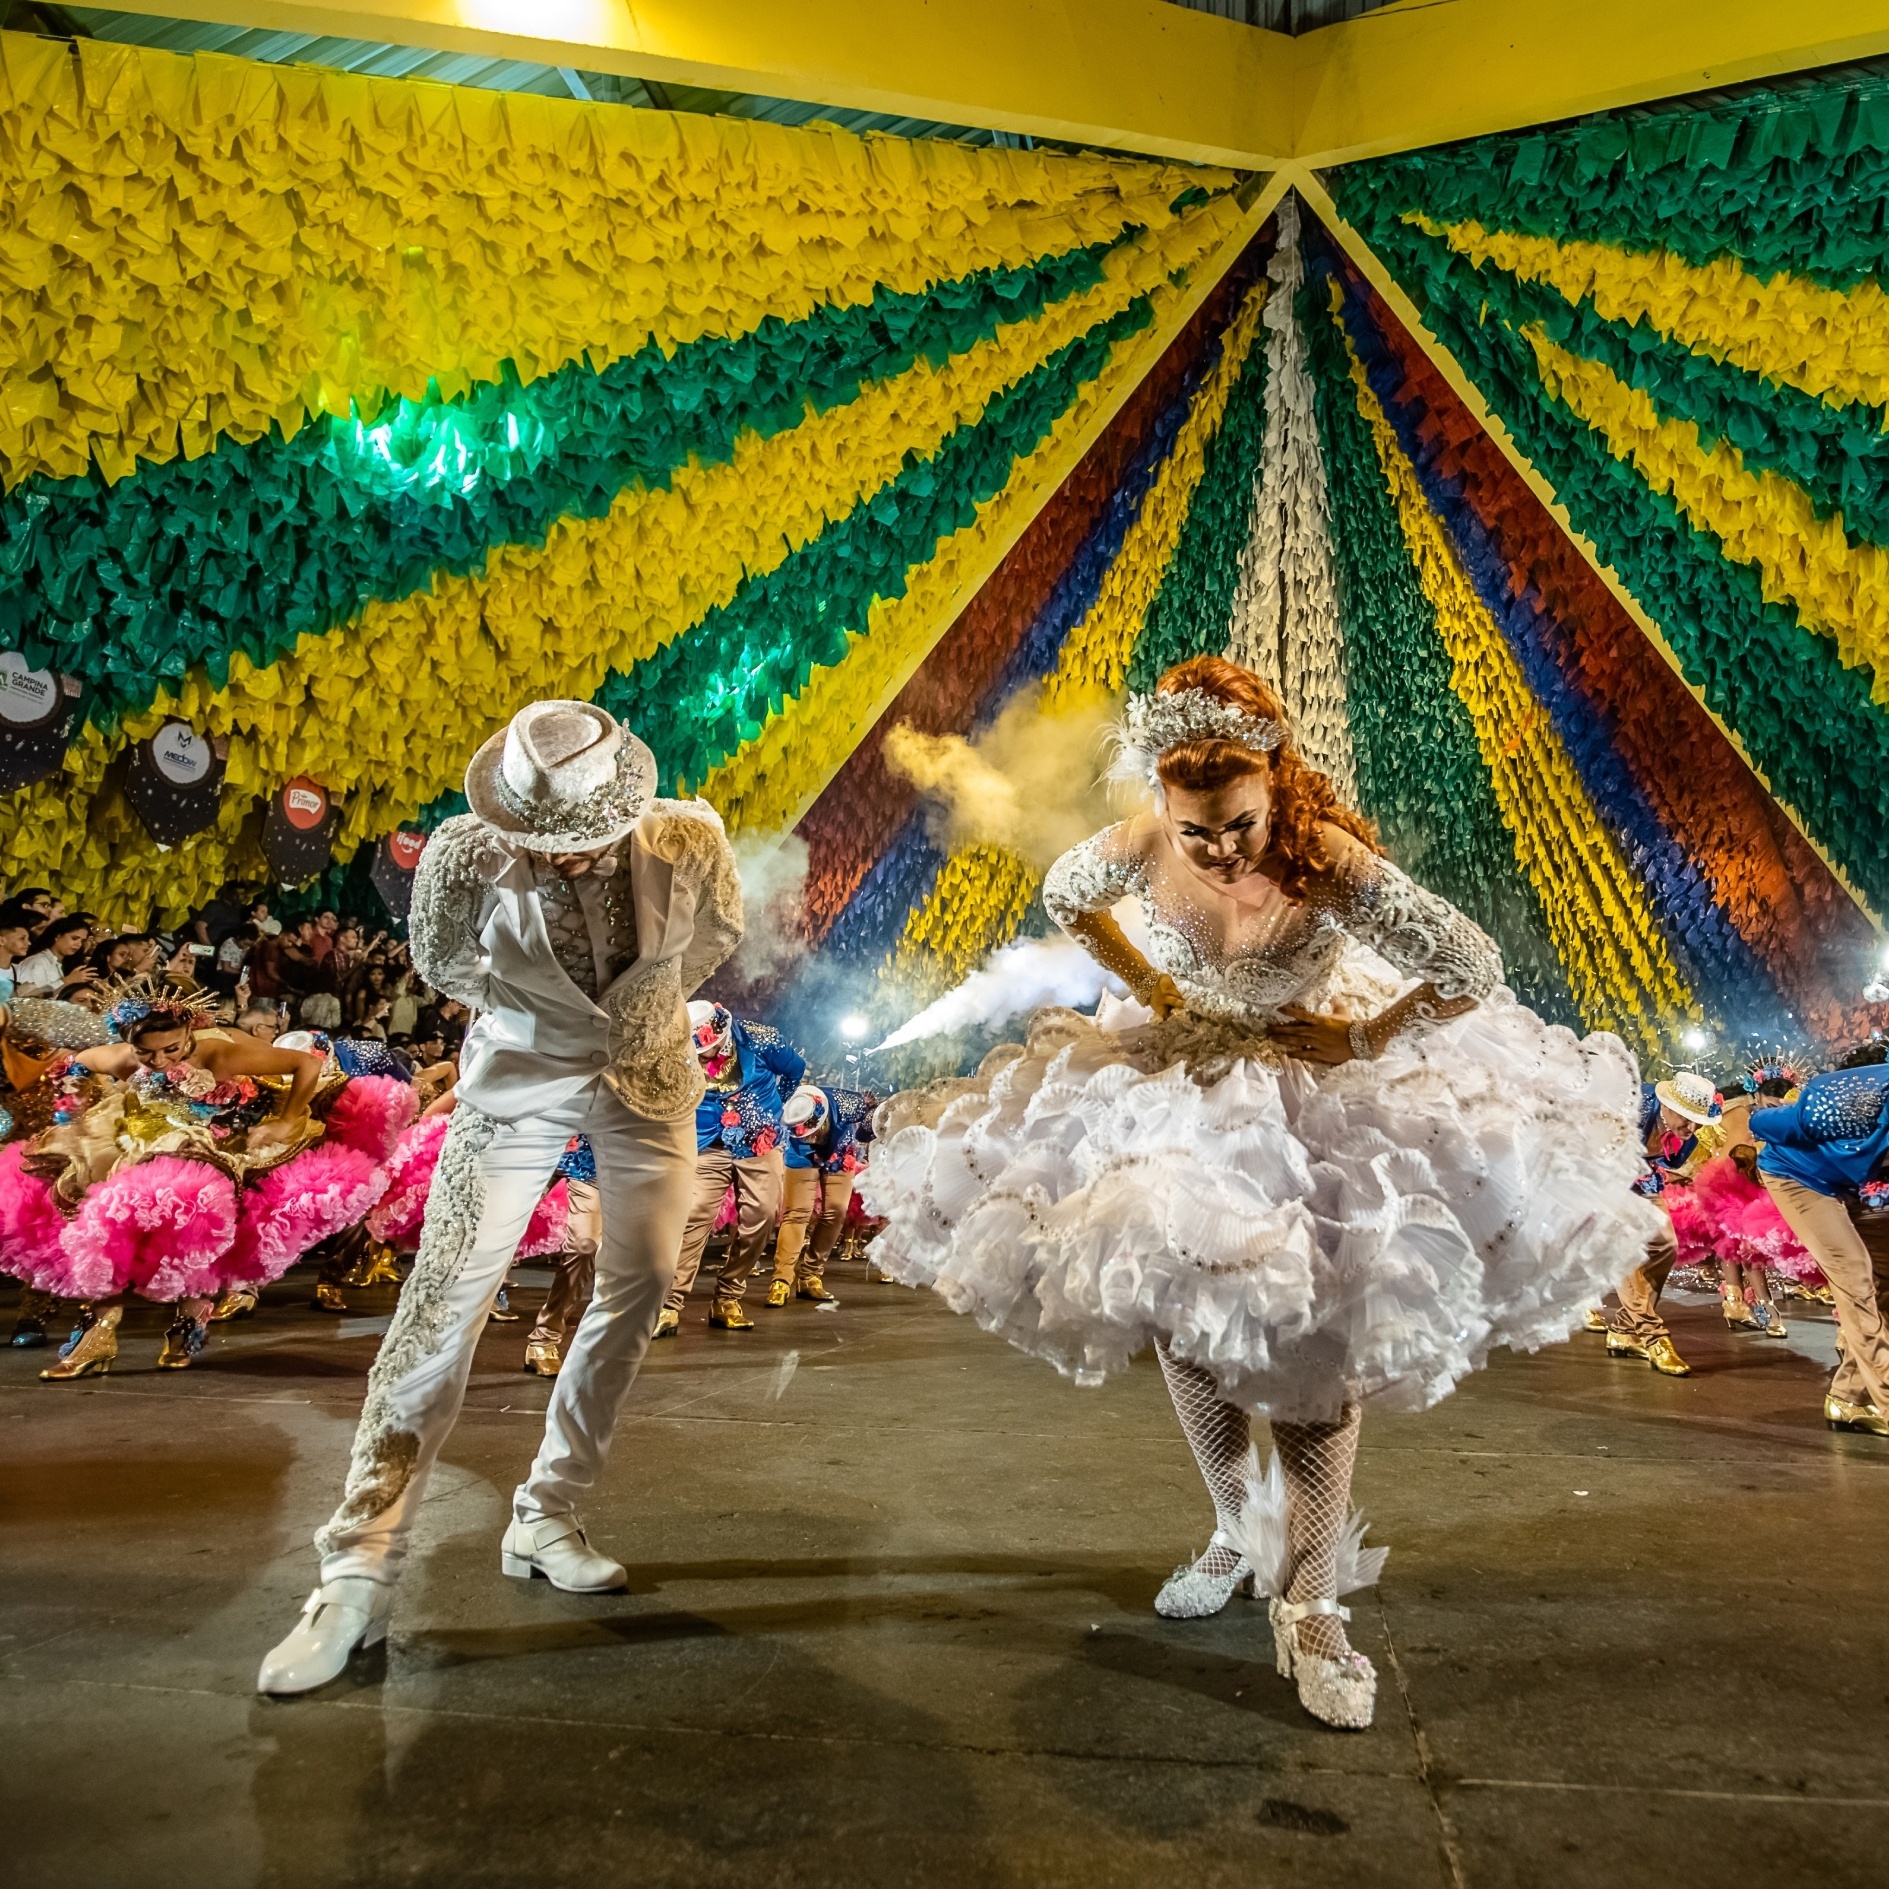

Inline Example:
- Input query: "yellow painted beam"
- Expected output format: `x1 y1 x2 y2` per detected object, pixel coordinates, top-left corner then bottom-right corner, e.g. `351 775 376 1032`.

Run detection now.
1296 166 1882 930
89 0 1889 170
1288 0 1889 168
89 0 1296 167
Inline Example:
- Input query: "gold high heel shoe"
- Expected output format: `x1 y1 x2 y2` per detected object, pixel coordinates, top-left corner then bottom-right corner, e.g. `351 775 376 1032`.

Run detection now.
345 1240 402 1289
40 1305 122 1381
1721 1298 1760 1331
157 1309 209 1369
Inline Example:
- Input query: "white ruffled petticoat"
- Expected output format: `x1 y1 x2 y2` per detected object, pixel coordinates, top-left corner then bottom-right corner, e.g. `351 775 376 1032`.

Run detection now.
860 968 1661 1422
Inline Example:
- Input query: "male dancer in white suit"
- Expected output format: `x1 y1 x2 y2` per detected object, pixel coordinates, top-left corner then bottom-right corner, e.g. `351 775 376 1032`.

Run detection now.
260 699 742 1694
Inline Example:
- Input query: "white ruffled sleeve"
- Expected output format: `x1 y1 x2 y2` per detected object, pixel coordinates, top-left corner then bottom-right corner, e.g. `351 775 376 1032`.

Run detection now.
1325 850 1501 1001
1042 825 1146 931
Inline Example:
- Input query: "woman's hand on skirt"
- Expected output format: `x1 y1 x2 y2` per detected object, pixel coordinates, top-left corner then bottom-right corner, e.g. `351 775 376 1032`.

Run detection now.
1269 1005 1355 1065
1148 975 1187 1021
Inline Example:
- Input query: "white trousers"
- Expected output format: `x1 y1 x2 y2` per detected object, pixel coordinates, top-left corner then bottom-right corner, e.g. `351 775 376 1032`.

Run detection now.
317 1083 694 1585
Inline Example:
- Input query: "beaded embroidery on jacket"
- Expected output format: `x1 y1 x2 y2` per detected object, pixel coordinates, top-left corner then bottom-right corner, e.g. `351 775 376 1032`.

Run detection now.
1042 823 1500 1024
408 805 742 1122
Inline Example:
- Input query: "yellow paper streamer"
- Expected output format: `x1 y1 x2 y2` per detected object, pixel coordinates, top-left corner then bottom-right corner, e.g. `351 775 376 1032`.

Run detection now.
1526 326 1889 705
0 29 1229 485
1043 278 1270 708
891 844 1039 996
0 199 1239 922
880 278 1272 992
1343 330 1695 1053
1411 213 1889 414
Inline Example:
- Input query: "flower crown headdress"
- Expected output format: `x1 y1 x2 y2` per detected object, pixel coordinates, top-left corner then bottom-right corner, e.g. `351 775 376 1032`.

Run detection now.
103 974 218 1043
1742 1055 1807 1095
1105 687 1285 788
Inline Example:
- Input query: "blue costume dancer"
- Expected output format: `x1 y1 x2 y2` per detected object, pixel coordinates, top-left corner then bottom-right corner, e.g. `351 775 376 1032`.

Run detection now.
660 1003 806 1332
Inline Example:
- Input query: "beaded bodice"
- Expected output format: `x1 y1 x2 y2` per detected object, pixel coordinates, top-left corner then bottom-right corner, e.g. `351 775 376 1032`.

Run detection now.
1042 822 1501 1023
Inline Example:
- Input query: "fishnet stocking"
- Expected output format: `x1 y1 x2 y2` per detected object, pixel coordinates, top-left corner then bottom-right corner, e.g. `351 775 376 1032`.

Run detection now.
1273 1405 1362 1661
1156 1342 1363 1660
1155 1342 1250 1580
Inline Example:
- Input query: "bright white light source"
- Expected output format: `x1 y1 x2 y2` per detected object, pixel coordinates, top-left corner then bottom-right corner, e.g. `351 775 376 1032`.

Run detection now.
1682 1026 1710 1051
838 1013 870 1042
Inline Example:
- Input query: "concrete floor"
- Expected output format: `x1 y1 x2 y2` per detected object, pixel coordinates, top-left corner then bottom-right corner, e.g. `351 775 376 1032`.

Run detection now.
2 1266 1885 1889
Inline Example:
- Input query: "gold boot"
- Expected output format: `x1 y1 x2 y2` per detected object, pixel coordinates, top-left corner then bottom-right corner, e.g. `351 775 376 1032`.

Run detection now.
653 1306 680 1339
211 1283 259 1322
1645 1336 1691 1377
796 1276 836 1303
40 1304 121 1381
157 1309 209 1369
765 1278 792 1308
708 1296 754 1331
1825 1395 1889 1436
1605 1330 1647 1361
1722 1298 1760 1331
523 1339 562 1378
312 1280 348 1313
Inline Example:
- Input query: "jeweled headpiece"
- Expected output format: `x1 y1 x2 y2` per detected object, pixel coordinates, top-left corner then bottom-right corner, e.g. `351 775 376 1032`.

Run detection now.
1107 687 1285 787
1743 1055 1806 1095
103 974 217 1042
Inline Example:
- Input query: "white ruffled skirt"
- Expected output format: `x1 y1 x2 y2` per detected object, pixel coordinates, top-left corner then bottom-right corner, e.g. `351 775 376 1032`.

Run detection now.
859 980 1661 1421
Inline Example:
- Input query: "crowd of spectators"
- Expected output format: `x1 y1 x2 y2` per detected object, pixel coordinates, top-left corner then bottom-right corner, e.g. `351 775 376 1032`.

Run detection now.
0 882 464 1097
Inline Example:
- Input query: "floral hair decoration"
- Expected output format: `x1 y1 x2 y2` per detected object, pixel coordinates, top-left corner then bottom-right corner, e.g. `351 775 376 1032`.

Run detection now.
1106 687 1284 788
103 974 218 1043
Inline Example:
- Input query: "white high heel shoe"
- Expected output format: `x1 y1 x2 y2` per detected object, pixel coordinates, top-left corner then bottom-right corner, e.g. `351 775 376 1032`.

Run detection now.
257 1579 391 1696
1269 1596 1377 1730
1155 1530 1255 1618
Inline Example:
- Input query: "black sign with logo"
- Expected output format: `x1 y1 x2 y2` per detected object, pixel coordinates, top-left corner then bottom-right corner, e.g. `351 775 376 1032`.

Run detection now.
262 776 339 883
124 720 227 845
368 829 427 922
0 655 83 794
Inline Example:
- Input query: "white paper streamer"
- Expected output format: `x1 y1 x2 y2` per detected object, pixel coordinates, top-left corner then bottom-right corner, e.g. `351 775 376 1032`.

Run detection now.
1226 194 1357 801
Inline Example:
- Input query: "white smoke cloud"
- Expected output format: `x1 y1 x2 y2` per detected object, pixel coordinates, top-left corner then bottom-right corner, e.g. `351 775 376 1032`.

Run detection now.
881 687 1132 869
732 833 811 984
871 900 1149 1052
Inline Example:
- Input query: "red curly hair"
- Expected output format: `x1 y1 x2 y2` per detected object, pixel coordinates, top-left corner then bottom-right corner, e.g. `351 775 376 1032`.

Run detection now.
1153 655 1381 902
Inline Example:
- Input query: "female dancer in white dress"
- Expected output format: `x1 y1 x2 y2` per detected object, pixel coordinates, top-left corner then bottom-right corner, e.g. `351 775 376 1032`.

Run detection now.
863 657 1658 1729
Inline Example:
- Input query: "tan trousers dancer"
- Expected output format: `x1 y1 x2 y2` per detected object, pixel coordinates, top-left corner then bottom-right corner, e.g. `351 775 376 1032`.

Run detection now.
666 1148 784 1318
1762 1174 1889 1414
526 1180 600 1370
773 1169 856 1287
1609 1221 1679 1343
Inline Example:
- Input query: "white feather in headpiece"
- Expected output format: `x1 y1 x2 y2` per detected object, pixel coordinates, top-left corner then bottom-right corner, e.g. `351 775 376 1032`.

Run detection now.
1105 687 1285 789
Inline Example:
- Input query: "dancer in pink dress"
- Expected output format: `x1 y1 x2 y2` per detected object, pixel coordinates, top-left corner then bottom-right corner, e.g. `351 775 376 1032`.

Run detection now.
0 979 404 1376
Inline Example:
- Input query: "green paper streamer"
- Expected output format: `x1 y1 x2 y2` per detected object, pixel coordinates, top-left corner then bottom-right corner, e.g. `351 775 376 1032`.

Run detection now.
1127 315 1271 689
1301 267 1577 1024
1349 214 1889 911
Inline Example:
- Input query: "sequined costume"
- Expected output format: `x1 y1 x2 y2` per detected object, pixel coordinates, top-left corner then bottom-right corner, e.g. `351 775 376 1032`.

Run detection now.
0 1021 409 1305
863 819 1659 1420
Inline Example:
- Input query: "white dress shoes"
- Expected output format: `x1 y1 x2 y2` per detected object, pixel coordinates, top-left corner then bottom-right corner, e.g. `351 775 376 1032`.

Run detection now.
257 1578 392 1696
500 1514 627 1592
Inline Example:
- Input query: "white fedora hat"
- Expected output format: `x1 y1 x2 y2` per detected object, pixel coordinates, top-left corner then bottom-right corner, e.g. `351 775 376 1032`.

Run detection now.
1654 1069 1722 1125
464 700 655 853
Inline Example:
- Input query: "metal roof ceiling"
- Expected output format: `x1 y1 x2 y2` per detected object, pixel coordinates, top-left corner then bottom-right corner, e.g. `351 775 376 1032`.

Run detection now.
47 7 1050 146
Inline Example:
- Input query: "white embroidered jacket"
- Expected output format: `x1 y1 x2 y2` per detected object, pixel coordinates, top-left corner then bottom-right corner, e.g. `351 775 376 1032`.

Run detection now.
410 801 743 1122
